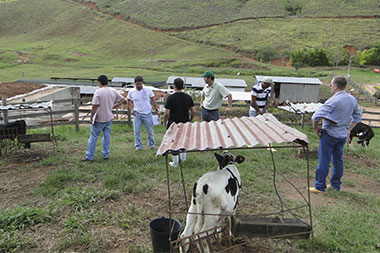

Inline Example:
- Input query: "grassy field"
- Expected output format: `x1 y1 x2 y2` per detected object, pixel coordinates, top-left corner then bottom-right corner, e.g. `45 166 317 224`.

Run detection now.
78 0 380 29
172 18 380 57
0 0 240 82
0 120 379 252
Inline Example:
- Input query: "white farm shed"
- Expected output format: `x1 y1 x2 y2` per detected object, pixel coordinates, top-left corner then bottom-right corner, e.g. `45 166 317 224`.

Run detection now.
254 76 322 103
167 76 247 92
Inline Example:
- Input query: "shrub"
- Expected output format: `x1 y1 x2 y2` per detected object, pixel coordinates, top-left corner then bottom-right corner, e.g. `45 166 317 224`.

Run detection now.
255 46 278 62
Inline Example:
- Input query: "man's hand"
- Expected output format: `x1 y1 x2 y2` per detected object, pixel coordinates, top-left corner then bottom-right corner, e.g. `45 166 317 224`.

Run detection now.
258 110 264 115
346 130 351 144
313 127 321 138
225 106 232 114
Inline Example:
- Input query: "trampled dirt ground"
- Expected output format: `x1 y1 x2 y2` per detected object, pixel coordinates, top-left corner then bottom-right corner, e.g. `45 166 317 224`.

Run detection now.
0 82 46 99
1 143 379 252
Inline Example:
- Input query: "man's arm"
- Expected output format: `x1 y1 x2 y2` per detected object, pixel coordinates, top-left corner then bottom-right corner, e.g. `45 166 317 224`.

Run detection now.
113 97 126 109
262 94 271 114
225 94 232 114
150 97 160 115
346 121 358 143
127 99 134 115
189 106 195 122
163 108 170 127
251 95 261 112
312 119 321 138
200 95 204 109
90 104 99 124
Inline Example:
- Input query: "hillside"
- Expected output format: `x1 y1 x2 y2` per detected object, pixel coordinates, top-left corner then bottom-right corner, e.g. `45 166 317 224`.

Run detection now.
0 0 241 81
172 18 380 56
76 0 380 30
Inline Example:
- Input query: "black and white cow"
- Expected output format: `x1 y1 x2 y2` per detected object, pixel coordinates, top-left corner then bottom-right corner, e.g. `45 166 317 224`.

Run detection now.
180 152 245 253
349 122 374 147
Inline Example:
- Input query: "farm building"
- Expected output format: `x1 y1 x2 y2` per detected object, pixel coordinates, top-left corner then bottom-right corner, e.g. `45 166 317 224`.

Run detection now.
166 76 247 92
254 76 322 103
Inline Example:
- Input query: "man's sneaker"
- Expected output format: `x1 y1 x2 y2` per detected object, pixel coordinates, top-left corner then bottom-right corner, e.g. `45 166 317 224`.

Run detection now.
135 148 142 151
308 187 326 195
327 184 339 191
103 157 109 160
81 158 94 163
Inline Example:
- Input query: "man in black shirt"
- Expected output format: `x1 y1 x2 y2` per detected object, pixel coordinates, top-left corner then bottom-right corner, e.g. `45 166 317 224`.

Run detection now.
164 78 195 167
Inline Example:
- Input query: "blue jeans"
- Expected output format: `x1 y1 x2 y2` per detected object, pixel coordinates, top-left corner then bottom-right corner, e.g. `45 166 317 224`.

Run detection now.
86 120 112 160
315 130 346 191
201 108 220 122
133 112 155 149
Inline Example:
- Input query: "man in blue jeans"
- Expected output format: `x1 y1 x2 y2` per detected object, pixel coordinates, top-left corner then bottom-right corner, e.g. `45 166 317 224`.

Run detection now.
127 76 160 150
84 75 125 162
309 76 361 194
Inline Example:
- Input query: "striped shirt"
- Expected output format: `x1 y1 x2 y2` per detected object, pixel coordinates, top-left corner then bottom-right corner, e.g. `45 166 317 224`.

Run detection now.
250 83 271 111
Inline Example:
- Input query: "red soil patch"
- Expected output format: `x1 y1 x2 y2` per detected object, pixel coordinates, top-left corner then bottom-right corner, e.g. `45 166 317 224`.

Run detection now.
0 82 46 98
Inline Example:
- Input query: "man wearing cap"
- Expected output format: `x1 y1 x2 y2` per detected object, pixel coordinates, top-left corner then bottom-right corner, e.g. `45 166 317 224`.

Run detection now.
83 75 125 162
249 77 273 117
127 75 160 151
200 70 232 122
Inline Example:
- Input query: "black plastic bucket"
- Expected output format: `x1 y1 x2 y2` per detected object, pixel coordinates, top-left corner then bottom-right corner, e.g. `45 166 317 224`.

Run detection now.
149 217 182 253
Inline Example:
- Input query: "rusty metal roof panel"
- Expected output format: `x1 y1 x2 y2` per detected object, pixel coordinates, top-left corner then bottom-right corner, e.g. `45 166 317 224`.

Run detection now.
157 114 308 155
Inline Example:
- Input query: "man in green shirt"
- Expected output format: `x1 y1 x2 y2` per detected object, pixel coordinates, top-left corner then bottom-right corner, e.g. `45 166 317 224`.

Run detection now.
200 70 232 122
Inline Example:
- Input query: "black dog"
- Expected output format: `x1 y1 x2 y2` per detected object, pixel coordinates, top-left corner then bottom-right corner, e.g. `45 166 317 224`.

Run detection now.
349 122 374 147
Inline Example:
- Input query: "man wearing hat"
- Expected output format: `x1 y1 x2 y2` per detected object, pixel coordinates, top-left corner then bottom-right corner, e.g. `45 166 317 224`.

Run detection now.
249 76 273 117
200 70 232 122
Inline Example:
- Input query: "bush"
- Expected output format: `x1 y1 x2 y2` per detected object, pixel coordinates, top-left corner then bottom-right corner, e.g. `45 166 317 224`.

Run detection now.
255 46 278 62
359 43 380 65
290 48 330 70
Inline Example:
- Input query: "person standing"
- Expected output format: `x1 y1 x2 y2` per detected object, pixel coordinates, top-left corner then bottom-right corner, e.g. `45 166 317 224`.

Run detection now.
249 77 272 117
84 75 125 162
310 76 362 193
127 76 160 151
164 78 195 167
200 70 232 122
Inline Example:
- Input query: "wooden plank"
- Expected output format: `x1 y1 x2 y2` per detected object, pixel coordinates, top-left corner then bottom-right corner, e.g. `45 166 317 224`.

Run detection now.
17 134 51 143
231 216 311 239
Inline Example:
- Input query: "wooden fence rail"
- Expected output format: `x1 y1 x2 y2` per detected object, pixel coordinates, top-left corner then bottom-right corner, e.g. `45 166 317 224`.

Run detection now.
2 97 380 129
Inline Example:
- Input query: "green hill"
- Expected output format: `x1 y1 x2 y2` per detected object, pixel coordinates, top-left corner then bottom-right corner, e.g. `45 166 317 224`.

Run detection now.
172 18 380 56
77 0 380 29
0 0 241 81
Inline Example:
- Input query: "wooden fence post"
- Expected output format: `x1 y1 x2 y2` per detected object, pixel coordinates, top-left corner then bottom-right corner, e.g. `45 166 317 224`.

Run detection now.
72 87 80 131
300 113 305 129
2 96 8 125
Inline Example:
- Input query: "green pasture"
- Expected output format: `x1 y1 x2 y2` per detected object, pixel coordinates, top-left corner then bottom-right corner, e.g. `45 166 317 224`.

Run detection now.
81 0 380 29
172 18 380 57
0 122 379 252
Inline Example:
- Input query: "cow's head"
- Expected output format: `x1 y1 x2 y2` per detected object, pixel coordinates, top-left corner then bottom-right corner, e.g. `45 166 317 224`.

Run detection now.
214 151 245 170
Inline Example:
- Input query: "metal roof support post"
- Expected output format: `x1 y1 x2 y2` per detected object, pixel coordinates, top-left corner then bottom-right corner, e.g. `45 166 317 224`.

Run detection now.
302 144 314 253
165 153 174 253
178 151 189 207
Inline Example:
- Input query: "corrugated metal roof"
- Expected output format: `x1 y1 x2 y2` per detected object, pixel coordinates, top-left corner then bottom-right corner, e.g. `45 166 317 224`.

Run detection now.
167 76 247 88
157 114 308 155
255 76 323 85
278 103 323 114
112 77 135 83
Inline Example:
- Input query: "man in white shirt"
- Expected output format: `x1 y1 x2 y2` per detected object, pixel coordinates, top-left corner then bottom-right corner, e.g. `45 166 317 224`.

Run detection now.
127 76 160 150
84 75 124 162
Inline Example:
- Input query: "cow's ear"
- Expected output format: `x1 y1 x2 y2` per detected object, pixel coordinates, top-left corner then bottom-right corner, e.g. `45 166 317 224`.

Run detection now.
214 153 224 169
235 155 245 164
